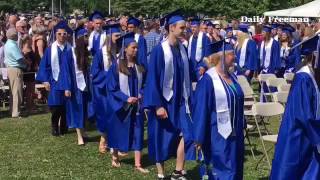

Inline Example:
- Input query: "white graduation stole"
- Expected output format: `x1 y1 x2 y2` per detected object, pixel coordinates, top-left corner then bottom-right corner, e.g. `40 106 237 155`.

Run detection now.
261 38 273 69
51 41 61 81
88 30 106 51
71 47 86 91
102 45 112 71
134 33 140 43
119 65 143 97
188 31 204 62
315 35 320 69
119 63 143 115
239 38 249 68
206 67 232 139
161 39 191 113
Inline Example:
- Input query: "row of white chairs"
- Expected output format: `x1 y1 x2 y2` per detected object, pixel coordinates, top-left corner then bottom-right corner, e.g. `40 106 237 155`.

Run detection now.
237 74 290 169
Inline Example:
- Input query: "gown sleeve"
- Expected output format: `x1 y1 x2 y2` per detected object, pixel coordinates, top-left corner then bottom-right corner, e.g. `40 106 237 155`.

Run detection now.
273 41 281 70
192 74 214 145
247 40 259 71
36 48 51 83
106 63 130 112
288 73 320 145
143 45 165 109
91 50 108 89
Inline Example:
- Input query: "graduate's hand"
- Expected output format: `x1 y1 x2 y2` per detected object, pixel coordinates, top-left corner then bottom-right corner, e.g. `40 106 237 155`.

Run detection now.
127 97 138 104
245 70 251 76
44 82 50 91
199 67 206 76
64 90 71 97
156 107 168 119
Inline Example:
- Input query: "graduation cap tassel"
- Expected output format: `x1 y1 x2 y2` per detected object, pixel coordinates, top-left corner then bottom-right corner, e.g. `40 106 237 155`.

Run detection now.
222 40 226 73
119 37 125 60
160 19 167 42
108 29 112 47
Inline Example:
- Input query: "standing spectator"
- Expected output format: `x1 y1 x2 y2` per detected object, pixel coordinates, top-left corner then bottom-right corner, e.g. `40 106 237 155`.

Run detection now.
32 25 47 62
21 35 36 112
144 21 160 64
29 16 44 36
4 28 25 118
16 20 28 48
7 15 18 29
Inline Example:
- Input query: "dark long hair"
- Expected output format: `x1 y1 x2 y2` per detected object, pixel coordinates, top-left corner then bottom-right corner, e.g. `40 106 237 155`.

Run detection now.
75 36 89 72
118 47 144 76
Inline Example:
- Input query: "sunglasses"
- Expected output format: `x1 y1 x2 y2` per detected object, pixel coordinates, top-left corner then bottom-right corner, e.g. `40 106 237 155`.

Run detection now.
57 32 68 36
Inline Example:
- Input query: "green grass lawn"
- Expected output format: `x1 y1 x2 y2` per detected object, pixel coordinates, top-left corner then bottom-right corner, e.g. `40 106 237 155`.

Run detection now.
0 106 279 180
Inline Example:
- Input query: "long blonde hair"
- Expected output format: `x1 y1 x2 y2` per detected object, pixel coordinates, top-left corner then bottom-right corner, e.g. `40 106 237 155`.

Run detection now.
102 35 113 69
236 32 249 51
205 51 234 69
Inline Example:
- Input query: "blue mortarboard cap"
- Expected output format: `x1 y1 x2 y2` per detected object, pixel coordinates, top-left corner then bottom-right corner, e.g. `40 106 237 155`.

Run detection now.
226 26 233 33
300 34 319 56
190 17 200 26
205 21 213 27
271 23 279 29
282 24 295 35
116 32 136 59
75 26 88 39
103 23 121 35
205 40 234 57
89 11 104 21
263 25 272 33
117 32 136 48
54 20 73 34
160 9 184 27
238 24 249 33
127 17 141 27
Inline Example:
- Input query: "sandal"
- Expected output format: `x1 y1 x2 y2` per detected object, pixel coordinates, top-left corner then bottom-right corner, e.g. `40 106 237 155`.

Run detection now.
111 158 121 168
135 166 149 174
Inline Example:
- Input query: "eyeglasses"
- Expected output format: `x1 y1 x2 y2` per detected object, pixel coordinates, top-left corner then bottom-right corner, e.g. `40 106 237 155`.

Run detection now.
57 32 68 36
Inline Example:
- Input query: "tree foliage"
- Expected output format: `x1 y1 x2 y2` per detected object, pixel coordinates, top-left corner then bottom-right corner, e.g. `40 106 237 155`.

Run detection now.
4 0 315 18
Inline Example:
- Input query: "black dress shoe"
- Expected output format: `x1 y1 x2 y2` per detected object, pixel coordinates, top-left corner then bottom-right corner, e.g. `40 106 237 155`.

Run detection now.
59 128 68 135
51 129 59 136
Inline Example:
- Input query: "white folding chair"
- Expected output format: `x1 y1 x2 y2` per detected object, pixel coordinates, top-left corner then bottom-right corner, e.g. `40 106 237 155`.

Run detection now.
273 92 289 104
252 102 284 169
284 72 295 82
266 78 287 101
277 84 291 93
258 74 277 101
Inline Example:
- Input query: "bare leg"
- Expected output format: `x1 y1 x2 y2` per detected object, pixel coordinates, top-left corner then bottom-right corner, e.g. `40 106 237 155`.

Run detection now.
99 135 106 154
111 149 120 168
156 162 165 178
76 128 84 145
134 151 149 173
176 137 185 171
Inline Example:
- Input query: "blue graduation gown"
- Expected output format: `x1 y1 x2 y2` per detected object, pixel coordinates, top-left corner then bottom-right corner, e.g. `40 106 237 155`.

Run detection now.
259 39 281 73
106 63 144 152
235 39 259 76
284 40 301 72
137 35 148 71
90 33 103 57
90 49 113 133
259 40 281 101
143 44 195 163
270 71 320 180
192 73 245 180
189 34 211 81
36 46 67 106
60 51 88 129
